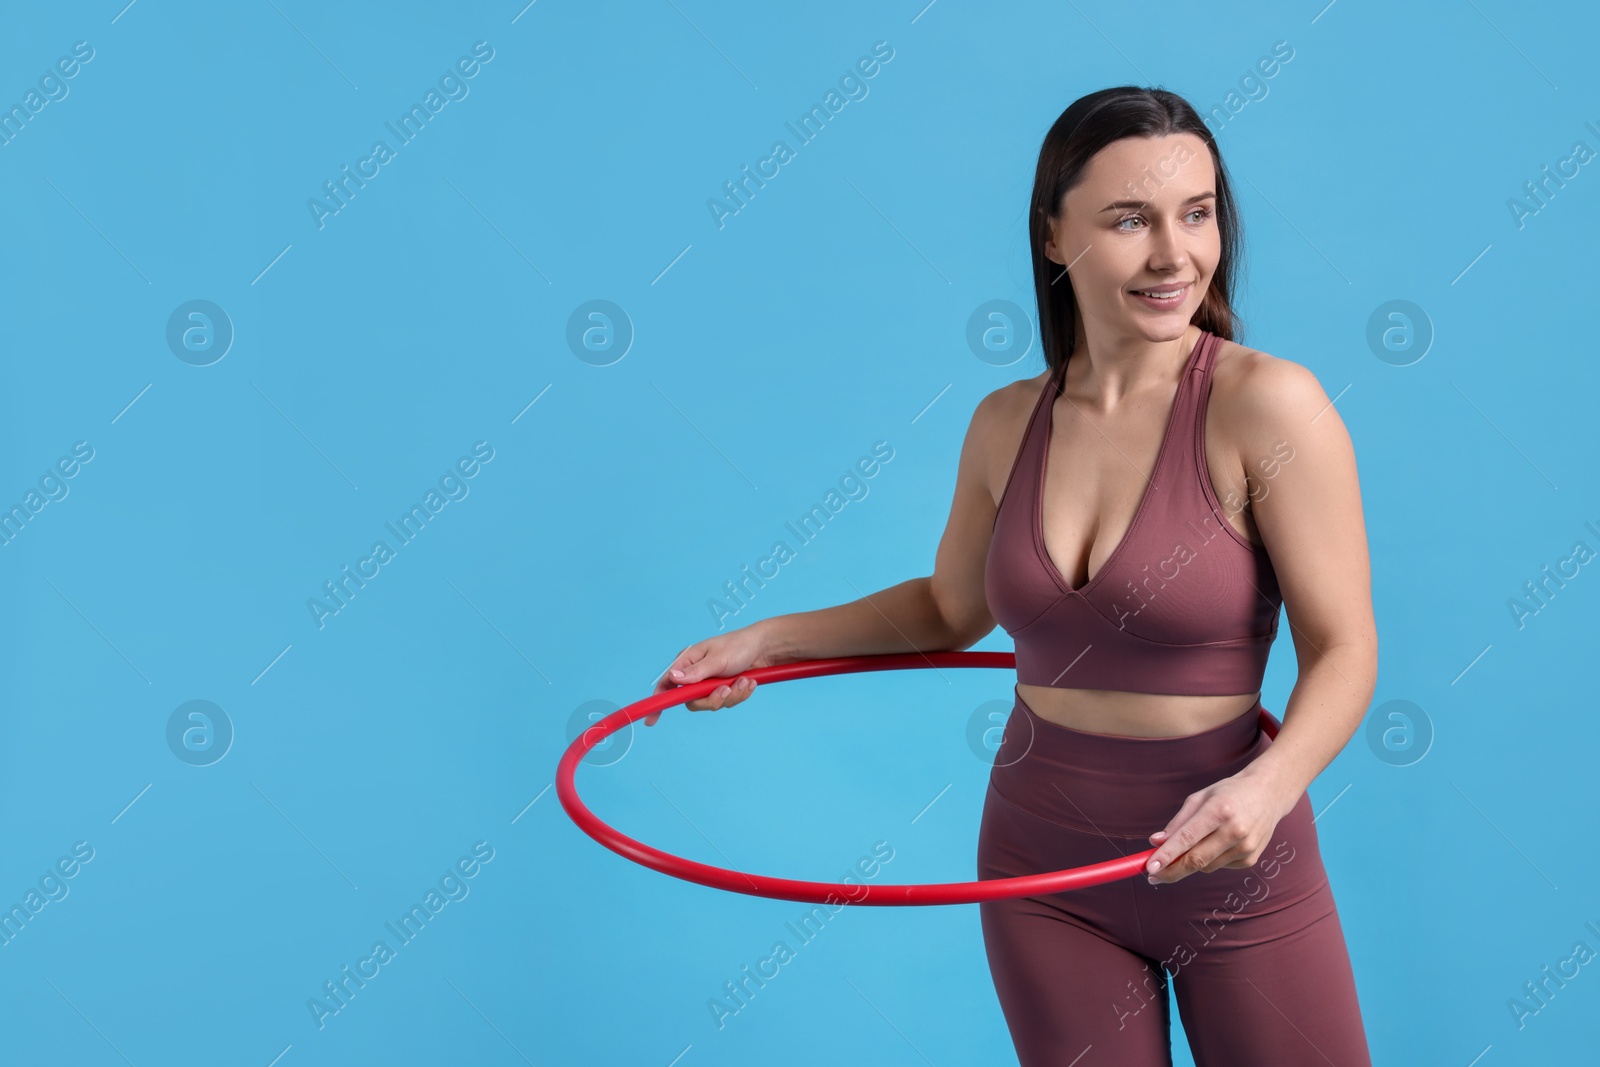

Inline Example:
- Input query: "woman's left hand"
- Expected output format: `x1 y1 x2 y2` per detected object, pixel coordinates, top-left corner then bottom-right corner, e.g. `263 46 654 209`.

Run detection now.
1143 772 1298 885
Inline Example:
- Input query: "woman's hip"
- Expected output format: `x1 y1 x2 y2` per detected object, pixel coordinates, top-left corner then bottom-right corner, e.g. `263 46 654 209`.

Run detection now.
986 688 1274 837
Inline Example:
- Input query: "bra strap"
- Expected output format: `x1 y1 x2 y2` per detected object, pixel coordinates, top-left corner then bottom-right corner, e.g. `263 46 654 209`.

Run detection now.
1192 328 1219 377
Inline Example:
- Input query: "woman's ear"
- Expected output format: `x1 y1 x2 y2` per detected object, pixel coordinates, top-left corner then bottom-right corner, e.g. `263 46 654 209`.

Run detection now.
1042 212 1063 266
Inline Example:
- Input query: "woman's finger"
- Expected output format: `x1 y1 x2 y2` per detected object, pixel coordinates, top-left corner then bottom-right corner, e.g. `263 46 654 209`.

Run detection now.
672 643 717 684
1200 846 1248 874
1147 805 1223 882
653 645 700 692
1166 826 1236 882
711 680 752 710
1146 792 1209 869
1150 790 1207 844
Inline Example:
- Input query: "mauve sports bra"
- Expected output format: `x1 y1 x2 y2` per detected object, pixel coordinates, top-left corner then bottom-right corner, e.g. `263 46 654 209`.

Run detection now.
984 328 1283 696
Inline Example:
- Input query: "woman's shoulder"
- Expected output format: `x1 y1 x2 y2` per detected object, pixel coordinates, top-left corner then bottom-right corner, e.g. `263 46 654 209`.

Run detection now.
1210 335 1331 423
963 368 1054 500
971 366 1053 432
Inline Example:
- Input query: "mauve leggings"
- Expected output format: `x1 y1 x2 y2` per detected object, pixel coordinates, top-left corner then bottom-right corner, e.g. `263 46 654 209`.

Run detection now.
978 689 1372 1066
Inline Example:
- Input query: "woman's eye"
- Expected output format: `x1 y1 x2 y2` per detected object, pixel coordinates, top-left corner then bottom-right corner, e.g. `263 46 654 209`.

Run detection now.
1116 207 1211 231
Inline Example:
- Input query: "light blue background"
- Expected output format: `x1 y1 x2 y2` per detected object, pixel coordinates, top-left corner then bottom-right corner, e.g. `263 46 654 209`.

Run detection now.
2 1 1597 1064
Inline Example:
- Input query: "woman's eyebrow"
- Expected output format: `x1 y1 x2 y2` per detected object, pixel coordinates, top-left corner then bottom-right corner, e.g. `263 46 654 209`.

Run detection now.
1099 191 1217 213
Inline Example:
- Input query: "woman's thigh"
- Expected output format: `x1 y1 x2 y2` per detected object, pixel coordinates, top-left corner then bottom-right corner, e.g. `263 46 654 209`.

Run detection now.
978 783 1177 1066
1153 791 1373 1066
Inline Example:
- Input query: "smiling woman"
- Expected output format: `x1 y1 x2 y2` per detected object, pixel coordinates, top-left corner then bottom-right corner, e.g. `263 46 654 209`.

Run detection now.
652 83 1377 1067
970 86 1376 1066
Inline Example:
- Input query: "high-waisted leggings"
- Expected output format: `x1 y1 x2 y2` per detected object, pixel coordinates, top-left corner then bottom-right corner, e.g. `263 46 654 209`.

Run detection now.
978 689 1372 1066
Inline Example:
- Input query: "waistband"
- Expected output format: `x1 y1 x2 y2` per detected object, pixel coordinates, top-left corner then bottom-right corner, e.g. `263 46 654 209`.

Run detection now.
987 688 1275 837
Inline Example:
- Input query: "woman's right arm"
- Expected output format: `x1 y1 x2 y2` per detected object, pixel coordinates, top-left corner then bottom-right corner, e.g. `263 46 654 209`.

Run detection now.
648 384 1020 722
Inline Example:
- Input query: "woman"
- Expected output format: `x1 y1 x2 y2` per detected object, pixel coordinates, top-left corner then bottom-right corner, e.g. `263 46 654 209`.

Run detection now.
652 86 1375 1065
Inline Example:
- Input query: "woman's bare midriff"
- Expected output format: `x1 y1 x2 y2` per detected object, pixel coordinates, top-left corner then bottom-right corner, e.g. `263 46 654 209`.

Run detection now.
1014 683 1261 738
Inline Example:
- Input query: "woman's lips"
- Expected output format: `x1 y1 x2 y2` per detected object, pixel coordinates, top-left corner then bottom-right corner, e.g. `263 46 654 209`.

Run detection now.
1128 282 1191 309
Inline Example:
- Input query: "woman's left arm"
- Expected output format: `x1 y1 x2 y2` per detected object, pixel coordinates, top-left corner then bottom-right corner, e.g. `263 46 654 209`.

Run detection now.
1145 353 1378 885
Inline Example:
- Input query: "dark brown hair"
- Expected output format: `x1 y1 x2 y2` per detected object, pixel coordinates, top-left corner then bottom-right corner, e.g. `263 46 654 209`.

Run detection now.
1030 86 1244 376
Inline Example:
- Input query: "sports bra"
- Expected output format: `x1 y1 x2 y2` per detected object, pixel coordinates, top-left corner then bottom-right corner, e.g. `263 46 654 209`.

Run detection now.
984 328 1283 696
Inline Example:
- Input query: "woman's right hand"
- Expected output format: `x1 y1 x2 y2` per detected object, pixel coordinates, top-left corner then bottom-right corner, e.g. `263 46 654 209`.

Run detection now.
646 623 778 726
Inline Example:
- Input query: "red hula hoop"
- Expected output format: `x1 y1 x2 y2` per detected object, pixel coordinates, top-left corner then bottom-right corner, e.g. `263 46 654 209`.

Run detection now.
556 651 1280 907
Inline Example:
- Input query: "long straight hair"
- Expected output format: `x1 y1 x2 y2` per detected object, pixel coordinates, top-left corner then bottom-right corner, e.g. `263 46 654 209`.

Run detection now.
1029 87 1245 377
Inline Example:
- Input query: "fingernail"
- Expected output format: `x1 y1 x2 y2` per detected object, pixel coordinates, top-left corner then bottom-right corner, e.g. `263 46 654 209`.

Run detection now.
1146 876 1159 885
671 669 684 678
1148 861 1161 874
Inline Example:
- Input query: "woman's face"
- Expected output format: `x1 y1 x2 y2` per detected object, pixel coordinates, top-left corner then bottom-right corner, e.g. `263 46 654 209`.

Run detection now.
1045 132 1220 344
